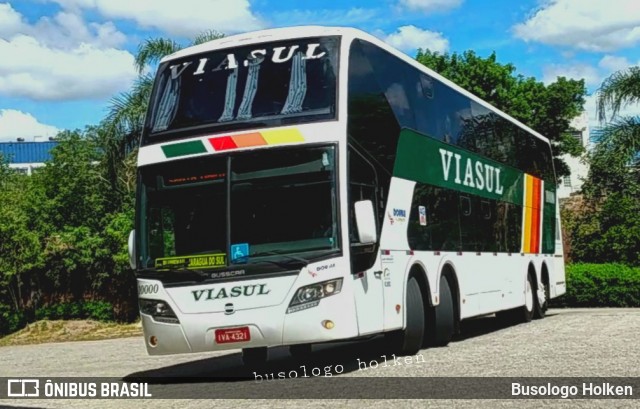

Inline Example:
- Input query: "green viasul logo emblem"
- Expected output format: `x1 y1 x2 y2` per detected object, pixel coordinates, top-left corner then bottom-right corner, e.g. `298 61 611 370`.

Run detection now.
438 148 504 195
394 129 524 205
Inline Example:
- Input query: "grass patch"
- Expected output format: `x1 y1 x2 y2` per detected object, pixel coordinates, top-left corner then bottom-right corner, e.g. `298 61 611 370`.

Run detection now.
0 320 142 347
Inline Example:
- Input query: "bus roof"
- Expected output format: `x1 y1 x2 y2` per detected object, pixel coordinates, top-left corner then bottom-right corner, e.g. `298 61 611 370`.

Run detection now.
160 25 551 145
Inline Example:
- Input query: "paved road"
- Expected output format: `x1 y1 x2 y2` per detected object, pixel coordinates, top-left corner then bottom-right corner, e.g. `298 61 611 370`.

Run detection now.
1 308 639 408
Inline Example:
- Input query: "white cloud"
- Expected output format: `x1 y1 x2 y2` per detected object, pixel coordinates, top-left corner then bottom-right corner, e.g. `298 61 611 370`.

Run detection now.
513 0 640 52
0 3 26 37
542 63 600 86
270 8 378 27
542 55 639 89
0 35 137 100
0 109 60 142
0 4 136 101
397 0 463 13
598 55 632 73
50 0 264 37
31 11 126 49
383 25 449 54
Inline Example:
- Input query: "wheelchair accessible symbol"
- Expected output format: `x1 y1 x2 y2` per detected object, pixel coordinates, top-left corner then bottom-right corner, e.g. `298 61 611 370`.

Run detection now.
231 243 249 263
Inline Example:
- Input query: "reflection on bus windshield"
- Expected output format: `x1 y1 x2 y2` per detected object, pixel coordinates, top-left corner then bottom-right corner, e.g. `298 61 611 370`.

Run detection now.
141 146 338 268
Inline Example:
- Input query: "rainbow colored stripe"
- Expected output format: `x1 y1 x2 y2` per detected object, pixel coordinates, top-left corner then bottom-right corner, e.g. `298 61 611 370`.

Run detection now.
522 174 542 253
160 128 305 158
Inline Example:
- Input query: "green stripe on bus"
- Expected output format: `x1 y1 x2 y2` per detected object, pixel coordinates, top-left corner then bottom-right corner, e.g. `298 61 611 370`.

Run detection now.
161 140 207 158
394 129 525 205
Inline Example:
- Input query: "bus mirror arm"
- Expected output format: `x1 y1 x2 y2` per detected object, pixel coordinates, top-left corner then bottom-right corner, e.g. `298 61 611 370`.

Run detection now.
128 230 136 270
354 200 377 244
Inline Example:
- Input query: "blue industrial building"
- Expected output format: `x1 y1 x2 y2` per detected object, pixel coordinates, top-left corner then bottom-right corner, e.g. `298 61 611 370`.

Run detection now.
0 141 59 175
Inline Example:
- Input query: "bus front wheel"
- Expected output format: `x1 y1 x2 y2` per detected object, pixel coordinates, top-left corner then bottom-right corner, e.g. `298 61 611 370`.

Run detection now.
385 276 425 356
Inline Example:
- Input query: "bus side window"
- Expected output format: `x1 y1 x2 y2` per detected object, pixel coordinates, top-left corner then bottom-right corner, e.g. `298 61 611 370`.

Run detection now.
460 195 472 216
408 184 460 251
348 147 378 243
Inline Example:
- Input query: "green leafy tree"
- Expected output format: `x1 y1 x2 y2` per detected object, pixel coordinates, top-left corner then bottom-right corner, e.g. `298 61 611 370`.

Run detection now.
106 30 225 142
416 50 587 178
596 66 640 122
100 30 225 212
563 65 640 266
0 156 43 311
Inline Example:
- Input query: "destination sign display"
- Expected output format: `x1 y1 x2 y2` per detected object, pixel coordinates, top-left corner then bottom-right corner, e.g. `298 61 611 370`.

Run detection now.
164 172 226 187
155 253 227 269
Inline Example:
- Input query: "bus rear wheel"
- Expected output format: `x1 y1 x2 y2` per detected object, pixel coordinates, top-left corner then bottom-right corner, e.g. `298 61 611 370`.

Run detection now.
242 347 267 367
496 273 535 325
385 276 425 356
521 273 535 323
534 278 550 319
426 275 454 347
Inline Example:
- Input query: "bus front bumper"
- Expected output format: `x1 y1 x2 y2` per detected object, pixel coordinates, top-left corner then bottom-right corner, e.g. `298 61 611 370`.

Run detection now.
139 291 359 356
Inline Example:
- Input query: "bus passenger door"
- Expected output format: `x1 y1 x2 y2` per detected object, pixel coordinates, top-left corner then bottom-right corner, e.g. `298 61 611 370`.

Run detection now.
349 147 385 335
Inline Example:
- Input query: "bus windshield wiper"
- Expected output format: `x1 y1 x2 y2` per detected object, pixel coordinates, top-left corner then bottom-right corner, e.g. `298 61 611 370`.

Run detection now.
236 251 309 269
152 262 210 278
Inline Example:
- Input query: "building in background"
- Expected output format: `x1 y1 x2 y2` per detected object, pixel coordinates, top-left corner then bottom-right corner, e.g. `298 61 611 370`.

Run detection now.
557 111 590 199
0 140 58 175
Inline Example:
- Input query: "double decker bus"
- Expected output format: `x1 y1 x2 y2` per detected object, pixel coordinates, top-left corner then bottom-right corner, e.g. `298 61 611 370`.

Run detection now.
128 26 566 363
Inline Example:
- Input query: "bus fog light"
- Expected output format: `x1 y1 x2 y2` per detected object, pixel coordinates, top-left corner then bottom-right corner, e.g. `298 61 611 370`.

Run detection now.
322 320 334 329
149 336 158 347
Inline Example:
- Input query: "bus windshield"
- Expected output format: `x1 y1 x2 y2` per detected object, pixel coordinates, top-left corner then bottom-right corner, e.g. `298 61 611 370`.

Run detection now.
139 146 339 270
144 36 339 142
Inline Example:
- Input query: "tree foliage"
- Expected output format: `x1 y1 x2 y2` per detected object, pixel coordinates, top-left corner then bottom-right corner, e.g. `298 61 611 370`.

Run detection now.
0 128 137 335
562 65 640 266
0 30 226 336
416 50 587 178
596 66 640 122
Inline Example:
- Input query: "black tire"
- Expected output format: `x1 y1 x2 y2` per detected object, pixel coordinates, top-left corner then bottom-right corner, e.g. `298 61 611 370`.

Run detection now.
533 275 550 319
496 273 535 325
289 343 312 359
385 276 425 356
520 273 535 323
426 275 455 347
242 347 267 367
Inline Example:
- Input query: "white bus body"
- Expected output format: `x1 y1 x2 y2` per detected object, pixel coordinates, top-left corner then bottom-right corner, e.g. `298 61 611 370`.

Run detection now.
131 26 565 357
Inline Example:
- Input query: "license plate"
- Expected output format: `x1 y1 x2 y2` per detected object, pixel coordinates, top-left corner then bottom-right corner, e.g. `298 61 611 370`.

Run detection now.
215 327 250 344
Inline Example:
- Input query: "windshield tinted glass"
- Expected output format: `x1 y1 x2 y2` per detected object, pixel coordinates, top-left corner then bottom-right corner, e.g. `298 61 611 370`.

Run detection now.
230 146 338 259
138 146 338 270
144 36 339 142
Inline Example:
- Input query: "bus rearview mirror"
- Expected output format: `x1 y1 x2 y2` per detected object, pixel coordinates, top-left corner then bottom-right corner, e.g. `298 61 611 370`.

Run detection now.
354 200 377 244
128 230 136 270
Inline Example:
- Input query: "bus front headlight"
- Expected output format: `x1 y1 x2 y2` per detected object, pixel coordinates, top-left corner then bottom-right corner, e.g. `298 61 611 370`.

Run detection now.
139 299 180 324
287 278 343 314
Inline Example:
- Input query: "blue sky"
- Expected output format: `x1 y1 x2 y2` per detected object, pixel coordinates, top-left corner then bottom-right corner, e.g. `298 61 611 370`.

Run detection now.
0 0 639 141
